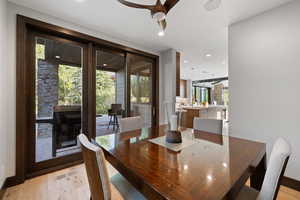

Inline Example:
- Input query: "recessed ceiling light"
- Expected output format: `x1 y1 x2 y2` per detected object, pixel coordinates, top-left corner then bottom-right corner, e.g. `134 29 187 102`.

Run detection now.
158 31 165 37
205 54 212 57
222 162 228 168
55 55 61 59
183 165 188 170
184 60 188 64
103 64 108 66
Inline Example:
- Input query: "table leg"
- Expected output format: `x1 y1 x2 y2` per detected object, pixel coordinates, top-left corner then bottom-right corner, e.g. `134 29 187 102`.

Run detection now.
250 154 267 190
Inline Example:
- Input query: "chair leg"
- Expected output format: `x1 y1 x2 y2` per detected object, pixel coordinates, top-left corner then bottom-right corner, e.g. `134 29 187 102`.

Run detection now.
107 115 112 129
116 116 119 130
113 115 116 131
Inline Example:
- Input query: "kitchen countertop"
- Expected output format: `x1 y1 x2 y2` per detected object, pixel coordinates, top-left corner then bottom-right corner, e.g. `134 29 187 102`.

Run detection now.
182 105 226 110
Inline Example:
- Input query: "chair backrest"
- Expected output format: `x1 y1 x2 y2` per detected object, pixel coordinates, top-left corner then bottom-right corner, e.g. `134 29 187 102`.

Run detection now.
111 104 122 113
258 138 292 200
118 117 143 141
193 118 223 134
78 134 111 200
119 116 143 133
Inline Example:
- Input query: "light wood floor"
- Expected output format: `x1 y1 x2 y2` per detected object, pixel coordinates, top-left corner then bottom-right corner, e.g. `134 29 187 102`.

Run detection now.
3 164 300 200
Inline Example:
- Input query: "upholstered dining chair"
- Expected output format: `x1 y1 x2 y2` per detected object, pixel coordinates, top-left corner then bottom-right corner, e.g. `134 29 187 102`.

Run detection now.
78 134 145 200
193 118 223 134
118 116 143 141
236 138 292 200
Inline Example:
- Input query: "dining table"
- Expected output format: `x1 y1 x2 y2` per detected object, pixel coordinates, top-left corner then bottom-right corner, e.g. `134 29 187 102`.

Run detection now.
95 125 266 200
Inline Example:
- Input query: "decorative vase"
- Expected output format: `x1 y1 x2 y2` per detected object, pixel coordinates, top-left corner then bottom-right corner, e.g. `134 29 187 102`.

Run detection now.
164 102 182 143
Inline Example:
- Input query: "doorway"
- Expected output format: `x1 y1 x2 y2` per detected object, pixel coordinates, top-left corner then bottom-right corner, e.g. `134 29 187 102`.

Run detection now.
95 50 156 136
27 31 89 176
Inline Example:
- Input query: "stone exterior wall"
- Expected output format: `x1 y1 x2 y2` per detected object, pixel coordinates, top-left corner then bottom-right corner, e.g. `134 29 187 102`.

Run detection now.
37 60 58 137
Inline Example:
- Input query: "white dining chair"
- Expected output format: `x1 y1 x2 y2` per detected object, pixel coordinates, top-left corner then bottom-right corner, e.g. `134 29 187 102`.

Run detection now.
117 116 143 142
79 134 145 200
193 118 223 134
236 138 292 200
119 116 143 133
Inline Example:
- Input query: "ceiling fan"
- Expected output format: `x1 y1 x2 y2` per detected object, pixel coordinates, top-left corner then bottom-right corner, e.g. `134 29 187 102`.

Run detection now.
117 0 222 36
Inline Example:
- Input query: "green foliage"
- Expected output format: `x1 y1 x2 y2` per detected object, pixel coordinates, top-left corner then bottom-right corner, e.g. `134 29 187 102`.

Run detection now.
58 66 116 114
36 44 45 60
58 65 82 105
96 71 115 114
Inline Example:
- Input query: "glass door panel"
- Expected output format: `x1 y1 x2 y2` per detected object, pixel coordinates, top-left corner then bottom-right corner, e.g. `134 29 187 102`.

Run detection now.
127 54 154 128
33 34 85 166
95 49 126 136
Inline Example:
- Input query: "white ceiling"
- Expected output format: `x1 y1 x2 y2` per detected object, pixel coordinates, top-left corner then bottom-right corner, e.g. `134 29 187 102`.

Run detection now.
9 0 294 80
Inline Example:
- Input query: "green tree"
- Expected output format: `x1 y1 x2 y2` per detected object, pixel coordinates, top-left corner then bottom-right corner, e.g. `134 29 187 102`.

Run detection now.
96 71 115 114
58 65 82 105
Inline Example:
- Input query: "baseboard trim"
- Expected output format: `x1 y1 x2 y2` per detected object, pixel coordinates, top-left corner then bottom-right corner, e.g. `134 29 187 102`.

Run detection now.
0 176 22 199
282 176 300 191
0 178 9 200
0 188 5 200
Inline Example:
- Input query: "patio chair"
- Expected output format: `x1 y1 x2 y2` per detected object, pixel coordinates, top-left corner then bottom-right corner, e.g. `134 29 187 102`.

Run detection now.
107 104 123 131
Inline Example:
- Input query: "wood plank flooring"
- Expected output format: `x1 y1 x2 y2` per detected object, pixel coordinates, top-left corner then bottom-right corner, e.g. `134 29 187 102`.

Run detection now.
2 164 300 200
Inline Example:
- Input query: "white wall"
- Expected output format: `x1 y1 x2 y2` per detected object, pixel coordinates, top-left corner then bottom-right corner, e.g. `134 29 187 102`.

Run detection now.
0 0 8 186
229 0 300 180
6 2 160 178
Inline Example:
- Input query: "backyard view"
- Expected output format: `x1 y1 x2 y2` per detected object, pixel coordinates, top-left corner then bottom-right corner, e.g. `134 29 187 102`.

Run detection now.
58 66 116 114
58 65 82 105
36 42 117 114
35 38 118 162
35 39 154 162
96 70 116 115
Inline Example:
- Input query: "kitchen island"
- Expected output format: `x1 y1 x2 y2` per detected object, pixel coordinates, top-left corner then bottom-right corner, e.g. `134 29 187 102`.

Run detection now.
181 105 226 128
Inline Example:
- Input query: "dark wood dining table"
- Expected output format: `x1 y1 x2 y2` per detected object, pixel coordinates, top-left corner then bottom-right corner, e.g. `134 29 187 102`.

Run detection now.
96 126 266 200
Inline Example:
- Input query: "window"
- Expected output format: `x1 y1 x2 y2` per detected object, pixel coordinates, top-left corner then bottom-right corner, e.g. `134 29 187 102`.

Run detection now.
193 87 209 103
223 88 229 106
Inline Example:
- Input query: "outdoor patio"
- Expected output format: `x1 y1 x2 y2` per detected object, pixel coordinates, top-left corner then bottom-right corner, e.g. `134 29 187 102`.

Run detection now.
36 115 119 162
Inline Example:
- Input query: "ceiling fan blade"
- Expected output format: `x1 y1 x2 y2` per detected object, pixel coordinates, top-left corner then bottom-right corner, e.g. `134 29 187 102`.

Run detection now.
203 0 221 11
163 0 180 13
158 19 167 31
117 0 155 10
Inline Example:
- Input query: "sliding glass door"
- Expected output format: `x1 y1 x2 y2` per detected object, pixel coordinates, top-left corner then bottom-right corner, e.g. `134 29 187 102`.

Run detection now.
95 48 126 136
27 31 89 175
19 17 158 179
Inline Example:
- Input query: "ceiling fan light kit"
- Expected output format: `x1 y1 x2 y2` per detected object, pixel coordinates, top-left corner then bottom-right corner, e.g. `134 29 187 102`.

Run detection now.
117 0 221 35
152 12 166 21
117 0 180 35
